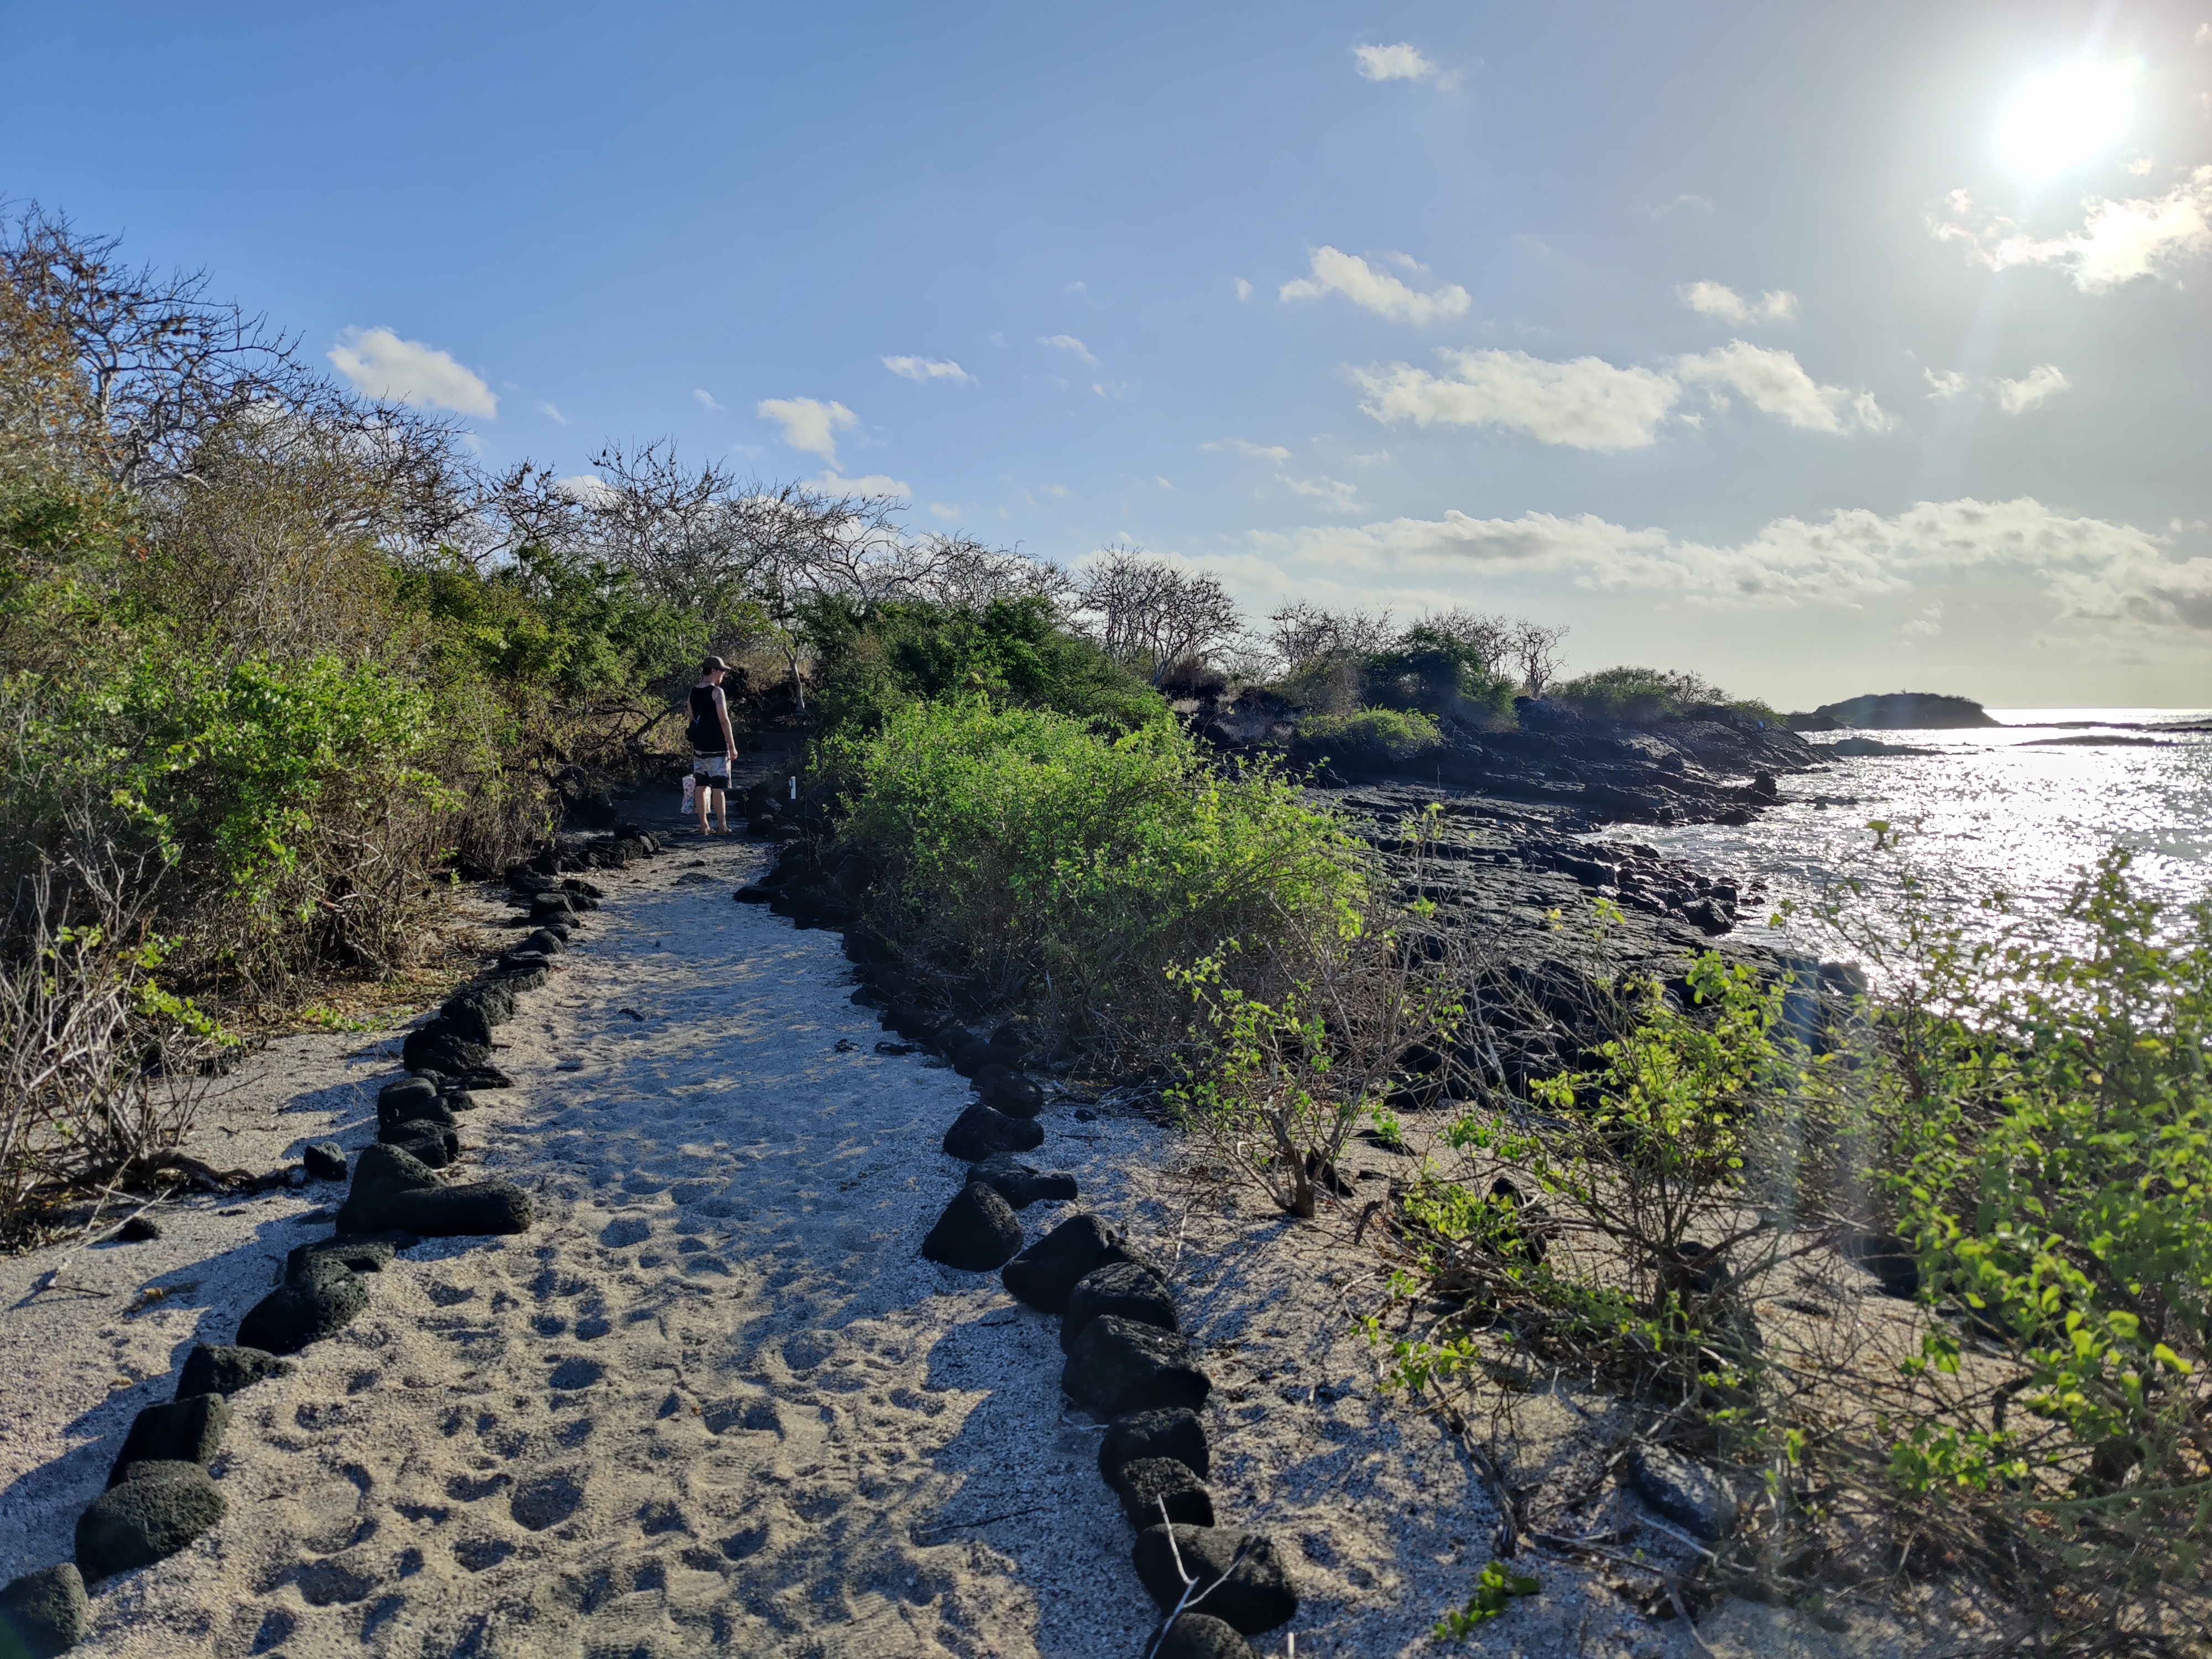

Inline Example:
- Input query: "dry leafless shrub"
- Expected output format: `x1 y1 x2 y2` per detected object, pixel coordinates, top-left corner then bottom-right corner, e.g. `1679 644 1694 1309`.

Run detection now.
0 838 227 1230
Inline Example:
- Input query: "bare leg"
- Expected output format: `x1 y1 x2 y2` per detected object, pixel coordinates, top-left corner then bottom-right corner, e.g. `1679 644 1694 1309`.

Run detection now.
695 779 711 835
712 786 729 834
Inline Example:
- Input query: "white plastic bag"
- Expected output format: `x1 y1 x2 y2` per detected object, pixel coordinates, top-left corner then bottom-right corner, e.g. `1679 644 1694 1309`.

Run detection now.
681 774 696 813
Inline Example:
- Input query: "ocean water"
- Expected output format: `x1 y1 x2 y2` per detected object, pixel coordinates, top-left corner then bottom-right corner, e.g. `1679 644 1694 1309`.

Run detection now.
1586 708 2212 956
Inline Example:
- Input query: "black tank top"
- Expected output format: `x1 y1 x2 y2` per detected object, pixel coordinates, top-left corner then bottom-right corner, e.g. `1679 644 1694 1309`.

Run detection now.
686 685 723 751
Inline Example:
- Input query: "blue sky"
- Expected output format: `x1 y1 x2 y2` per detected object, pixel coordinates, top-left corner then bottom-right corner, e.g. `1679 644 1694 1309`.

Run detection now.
6 1 2210 707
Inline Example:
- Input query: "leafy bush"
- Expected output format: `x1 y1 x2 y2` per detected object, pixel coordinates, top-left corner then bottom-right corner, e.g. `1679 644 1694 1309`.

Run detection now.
1364 849 2212 1651
1853 849 2212 1640
828 700 1363 1041
1169 810 1464 1218
6 650 453 978
1361 625 1516 728
1301 707 1443 761
811 594 1161 737
1549 664 1779 727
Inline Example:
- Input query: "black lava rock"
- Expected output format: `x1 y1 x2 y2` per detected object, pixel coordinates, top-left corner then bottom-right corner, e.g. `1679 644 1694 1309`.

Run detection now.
1624 1443 1738 1540
493 957 551 990
973 1065 1044 1119
0 1562 88 1657
377 1119 457 1166
400 1021 492 1077
1132 1526 1299 1636
964 1153 1078 1211
1112 1457 1215 1528
114 1214 162 1243
1100 1407 1211 1484
302 1141 347 1181
107 1394 229 1487
287 1234 408 1279
236 1261 369 1355
1062 1261 1178 1353
734 883 774 904
333 1146 531 1239
175 1344 291 1400
75 1461 226 1582
951 1040 1003 1079
1151 1612 1259 1659
919 1183 1025 1271
518 926 569 957
438 999 497 1048
1003 1214 1146 1313
941 1103 1045 1162
1063 1316 1212 1417
375 1076 446 1126
444 981 517 1026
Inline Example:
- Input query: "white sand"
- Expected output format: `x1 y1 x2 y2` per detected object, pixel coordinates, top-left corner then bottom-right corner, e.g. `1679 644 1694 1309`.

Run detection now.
0 833 1880 1658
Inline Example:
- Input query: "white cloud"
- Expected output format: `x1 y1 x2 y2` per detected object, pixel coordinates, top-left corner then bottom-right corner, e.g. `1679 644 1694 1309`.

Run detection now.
1930 170 2212 291
1354 348 1681 450
534 401 570 425
1902 603 1944 638
327 327 497 416
1155 476 1174 490
883 354 973 383
1923 368 1968 399
1246 497 2205 629
2125 154 2156 175
756 397 858 463
1679 281 1748 321
1281 246 1471 324
1203 437 1293 462
1234 277 1254 302
813 470 911 501
1039 333 1098 365
928 502 963 521
1278 473 1360 511
1995 363 2071 414
1064 280 1087 295
1357 340 1886 449
693 388 725 414
2198 22 2211 43
1644 194 1717 218
557 474 615 506
1675 341 1889 433
1354 43 1437 82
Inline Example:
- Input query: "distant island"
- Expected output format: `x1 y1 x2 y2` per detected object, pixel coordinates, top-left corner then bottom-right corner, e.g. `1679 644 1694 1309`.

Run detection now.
1804 691 1999 730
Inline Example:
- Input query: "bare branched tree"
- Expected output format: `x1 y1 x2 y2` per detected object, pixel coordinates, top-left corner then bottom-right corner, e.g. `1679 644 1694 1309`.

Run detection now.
1074 549 1245 684
1506 620 1568 695
908 534 1073 611
4 204 478 568
1266 602 1397 677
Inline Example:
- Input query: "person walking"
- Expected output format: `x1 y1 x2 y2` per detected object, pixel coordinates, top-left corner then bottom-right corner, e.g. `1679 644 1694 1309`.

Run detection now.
686 657 739 834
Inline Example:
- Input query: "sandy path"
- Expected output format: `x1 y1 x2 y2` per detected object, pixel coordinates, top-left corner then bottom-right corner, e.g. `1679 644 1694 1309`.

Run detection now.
1 830 1858 1659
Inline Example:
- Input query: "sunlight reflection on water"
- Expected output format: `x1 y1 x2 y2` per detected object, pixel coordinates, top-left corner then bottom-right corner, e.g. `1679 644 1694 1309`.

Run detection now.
1586 709 2212 958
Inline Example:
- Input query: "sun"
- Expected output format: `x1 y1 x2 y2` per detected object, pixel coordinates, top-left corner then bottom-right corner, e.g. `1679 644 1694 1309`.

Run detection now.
1999 62 2135 178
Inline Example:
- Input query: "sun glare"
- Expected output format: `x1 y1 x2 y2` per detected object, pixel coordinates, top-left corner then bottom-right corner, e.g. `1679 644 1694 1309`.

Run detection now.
1999 62 2135 178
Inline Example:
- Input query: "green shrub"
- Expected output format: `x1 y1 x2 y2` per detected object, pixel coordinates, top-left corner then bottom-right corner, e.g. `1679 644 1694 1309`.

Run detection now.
1550 664 1777 726
6 649 451 975
1302 707 1443 761
812 595 1161 737
399 544 704 708
828 699 1363 1035
1860 849 2212 1631
1361 625 1516 728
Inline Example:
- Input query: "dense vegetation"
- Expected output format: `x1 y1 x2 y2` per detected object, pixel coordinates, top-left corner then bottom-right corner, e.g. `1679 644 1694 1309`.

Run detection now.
13 205 2202 1650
